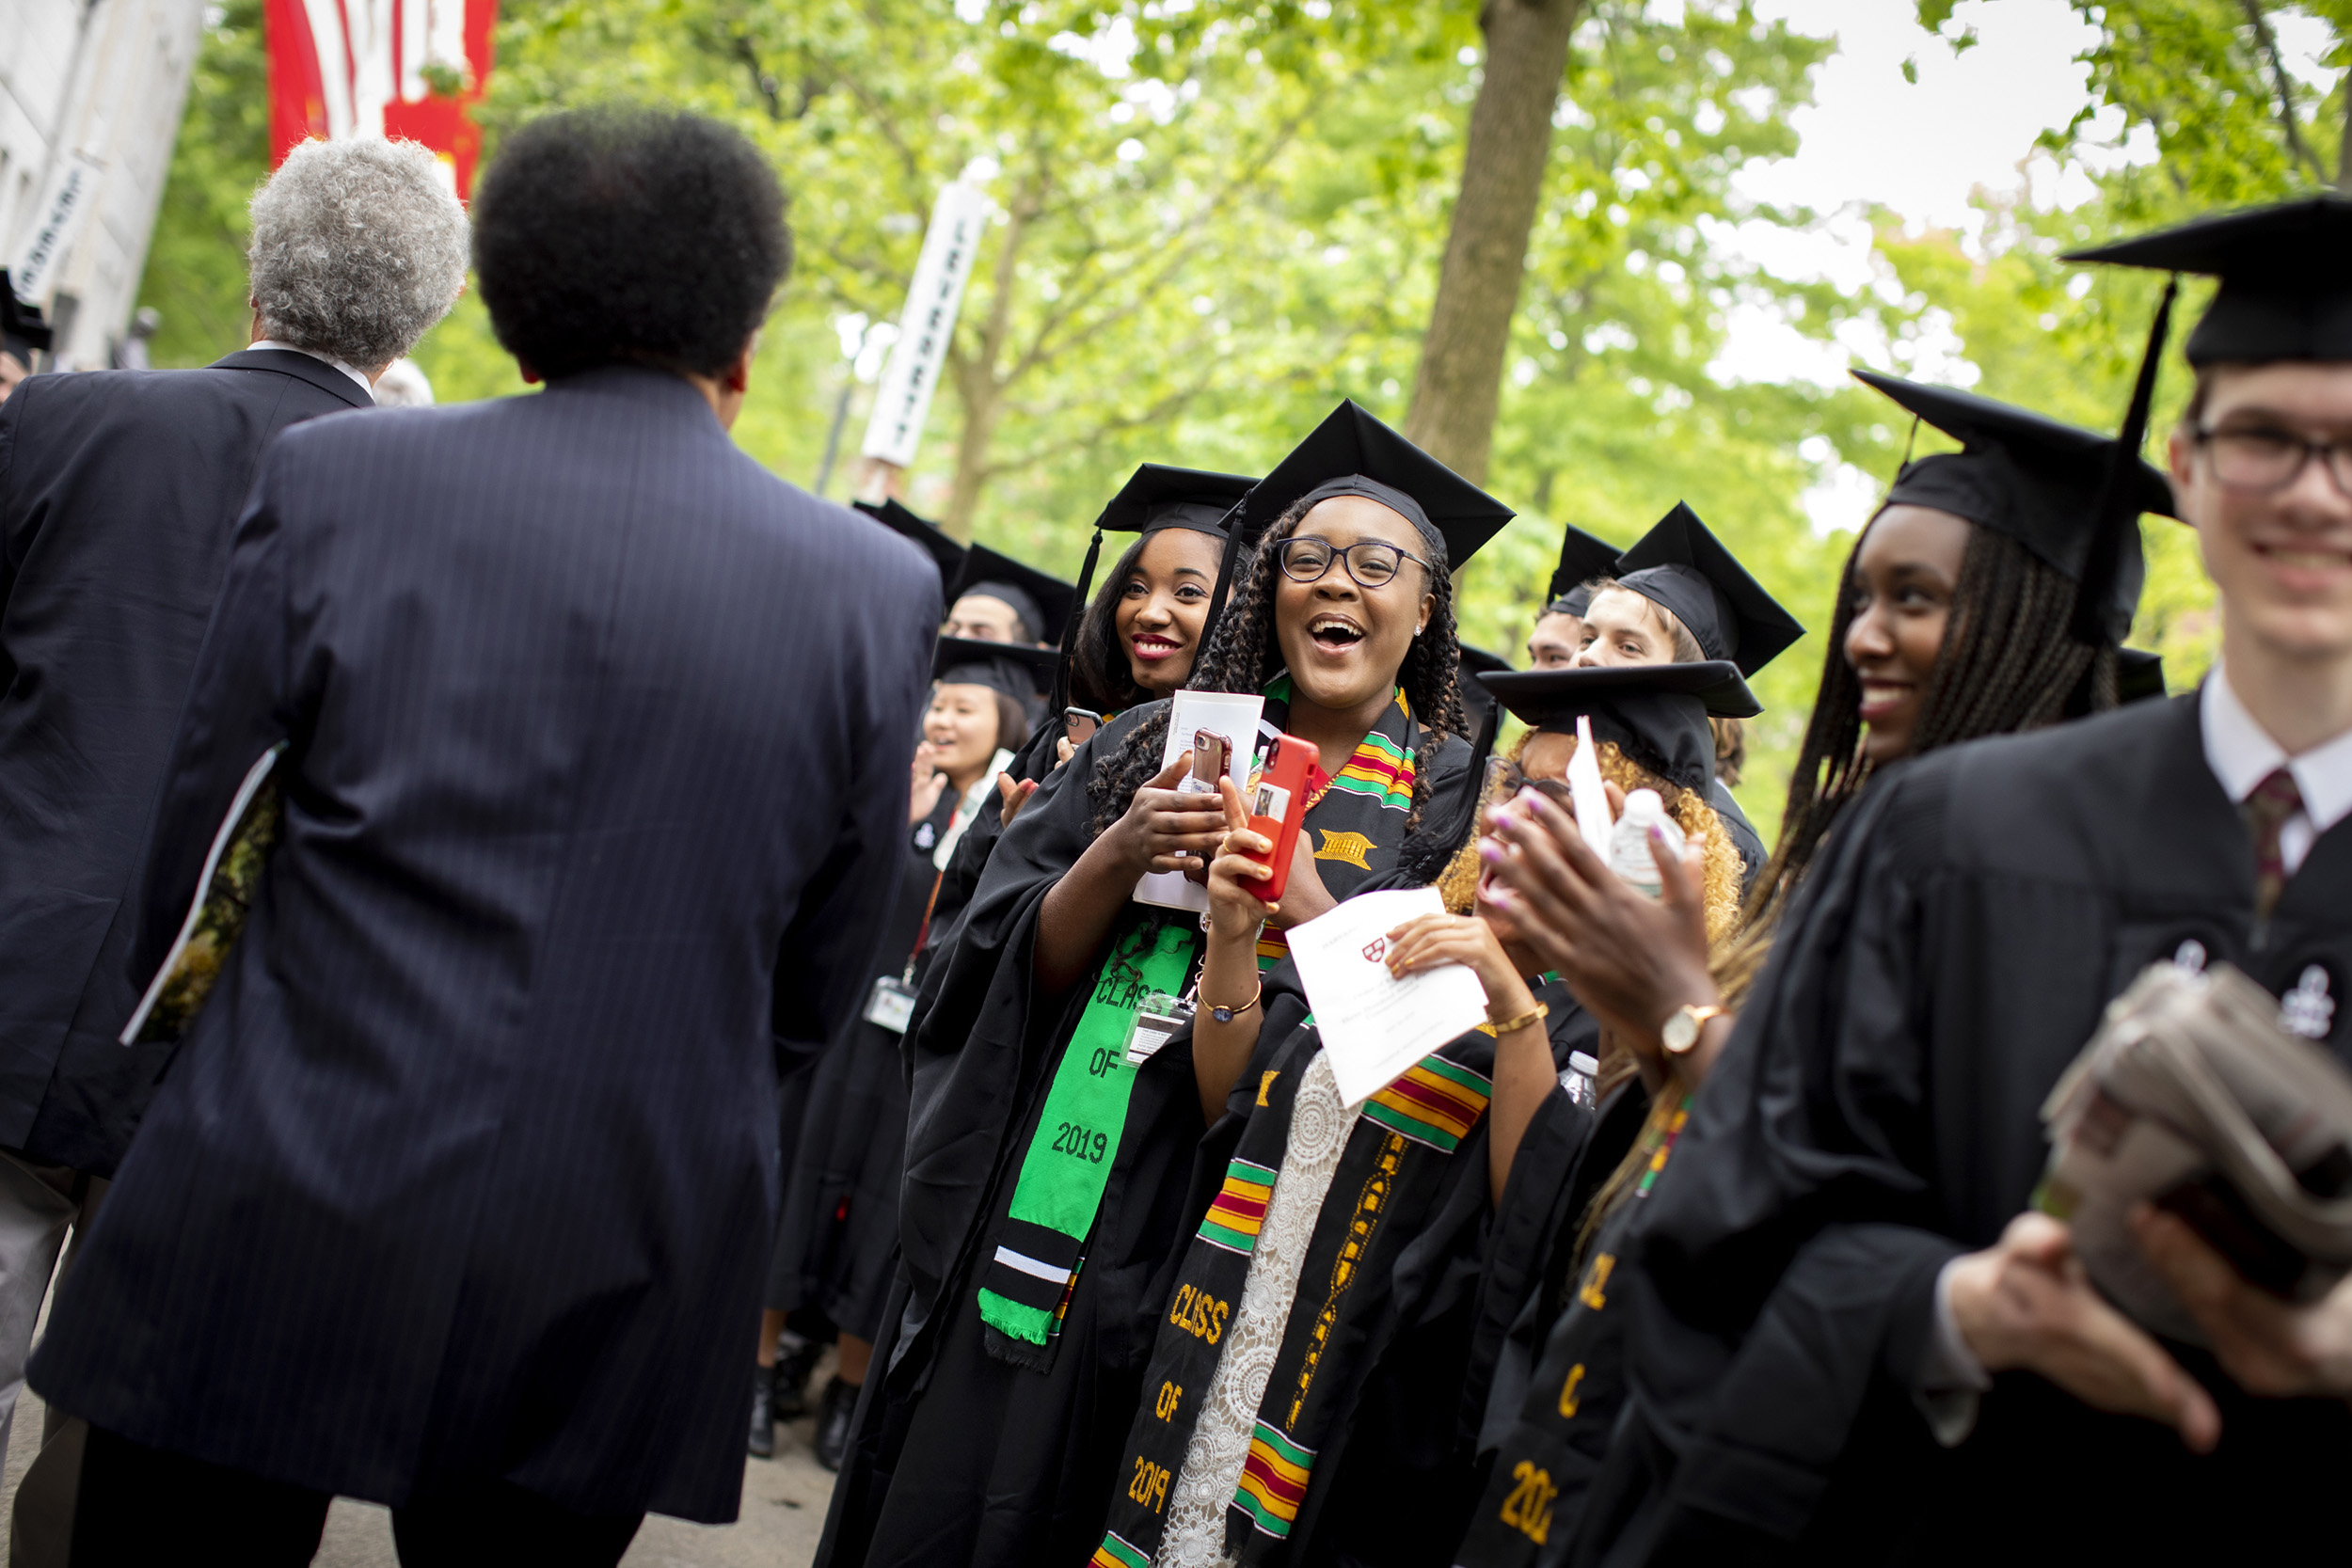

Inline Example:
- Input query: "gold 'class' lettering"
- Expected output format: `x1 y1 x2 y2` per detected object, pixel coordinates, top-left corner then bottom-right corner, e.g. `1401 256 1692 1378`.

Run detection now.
1499 1459 1558 1544
1155 1380 1184 1420
1578 1253 1615 1311
1167 1283 1231 1345
1129 1456 1171 1514
1559 1362 1586 1418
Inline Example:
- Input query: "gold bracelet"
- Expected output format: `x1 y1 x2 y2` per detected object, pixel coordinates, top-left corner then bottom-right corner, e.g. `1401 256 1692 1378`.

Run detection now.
1487 1000 1549 1036
1207 984 1262 1025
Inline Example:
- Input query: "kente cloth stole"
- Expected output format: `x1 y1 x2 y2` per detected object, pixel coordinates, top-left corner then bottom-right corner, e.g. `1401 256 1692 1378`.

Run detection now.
1454 1103 1690 1568
1250 678 1422 974
978 917 1199 1359
1092 1028 1494 1568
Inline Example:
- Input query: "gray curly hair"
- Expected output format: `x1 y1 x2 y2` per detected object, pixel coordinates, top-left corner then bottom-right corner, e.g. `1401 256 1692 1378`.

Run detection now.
248 138 469 371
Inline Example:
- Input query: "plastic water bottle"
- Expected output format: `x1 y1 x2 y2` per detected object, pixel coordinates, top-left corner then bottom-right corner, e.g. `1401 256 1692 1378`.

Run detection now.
1607 789 1685 899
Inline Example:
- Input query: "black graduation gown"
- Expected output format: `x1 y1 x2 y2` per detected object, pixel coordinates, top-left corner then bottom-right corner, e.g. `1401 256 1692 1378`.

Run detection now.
768 785 961 1330
1708 783 1766 890
818 701 1470 1568
1458 981 1606 1448
1584 692 2352 1564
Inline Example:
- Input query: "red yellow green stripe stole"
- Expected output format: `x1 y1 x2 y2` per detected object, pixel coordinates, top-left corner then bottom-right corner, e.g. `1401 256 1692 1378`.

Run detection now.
1092 1021 1497 1567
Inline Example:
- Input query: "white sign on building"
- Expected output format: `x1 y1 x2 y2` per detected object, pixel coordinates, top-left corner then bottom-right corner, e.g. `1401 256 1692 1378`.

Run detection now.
859 182 993 470
9 150 105 305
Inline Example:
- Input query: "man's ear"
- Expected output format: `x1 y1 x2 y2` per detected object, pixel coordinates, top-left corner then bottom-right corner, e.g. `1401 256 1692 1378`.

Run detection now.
723 337 756 395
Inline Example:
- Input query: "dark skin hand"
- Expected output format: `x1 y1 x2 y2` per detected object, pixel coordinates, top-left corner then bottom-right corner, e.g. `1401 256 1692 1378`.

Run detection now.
1032 752 1227 995
1194 778 1279 1123
1481 785 1728 1093
1382 909 1544 1205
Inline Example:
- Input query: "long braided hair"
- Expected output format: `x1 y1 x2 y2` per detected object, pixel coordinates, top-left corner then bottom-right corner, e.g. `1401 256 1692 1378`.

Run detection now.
1087 498 1471 834
1711 516 2116 1004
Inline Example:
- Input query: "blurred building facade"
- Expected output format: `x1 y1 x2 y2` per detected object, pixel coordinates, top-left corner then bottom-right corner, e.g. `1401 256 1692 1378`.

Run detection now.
2 0 205 368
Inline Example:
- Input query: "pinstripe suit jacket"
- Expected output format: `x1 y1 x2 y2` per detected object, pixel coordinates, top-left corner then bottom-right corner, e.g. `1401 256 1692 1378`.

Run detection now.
0 350 371 1168
27 366 938 1522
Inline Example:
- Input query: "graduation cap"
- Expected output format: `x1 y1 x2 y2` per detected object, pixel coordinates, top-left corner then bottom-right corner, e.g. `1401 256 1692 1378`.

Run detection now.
1480 660 1758 799
944 543 1077 649
1206 399 1516 648
1 273 52 363
1854 370 2178 641
854 498 966 592
2066 198 2352 368
1610 503 1803 678
930 635 1058 705
1456 643 1516 726
2053 198 2352 641
1546 521 1621 617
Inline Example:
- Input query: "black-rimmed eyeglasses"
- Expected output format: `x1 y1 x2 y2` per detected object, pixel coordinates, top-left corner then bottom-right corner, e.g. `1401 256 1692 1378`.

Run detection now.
2191 425 2352 498
1277 535 1432 590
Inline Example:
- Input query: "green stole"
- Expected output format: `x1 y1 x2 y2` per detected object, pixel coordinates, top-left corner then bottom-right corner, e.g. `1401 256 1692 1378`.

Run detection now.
977 917 1198 1358
977 684 1431 1370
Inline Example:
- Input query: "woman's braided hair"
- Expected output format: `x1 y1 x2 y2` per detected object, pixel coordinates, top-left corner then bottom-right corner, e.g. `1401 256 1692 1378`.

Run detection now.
1087 497 1470 833
1710 517 2116 1006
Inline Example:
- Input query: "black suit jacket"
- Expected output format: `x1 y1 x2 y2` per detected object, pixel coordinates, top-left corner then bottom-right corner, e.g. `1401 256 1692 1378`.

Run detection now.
0 350 371 1167
28 367 938 1522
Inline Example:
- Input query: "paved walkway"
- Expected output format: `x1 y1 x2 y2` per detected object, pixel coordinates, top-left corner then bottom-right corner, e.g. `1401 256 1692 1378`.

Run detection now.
0 1312 837 1567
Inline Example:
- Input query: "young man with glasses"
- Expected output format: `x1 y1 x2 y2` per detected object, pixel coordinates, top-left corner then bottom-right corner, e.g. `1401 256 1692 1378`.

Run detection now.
1567 198 2352 1562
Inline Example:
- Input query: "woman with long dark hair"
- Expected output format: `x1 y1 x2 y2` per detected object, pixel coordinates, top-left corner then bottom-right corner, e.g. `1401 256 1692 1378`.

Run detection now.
815 403 1506 1568
1455 372 2178 1567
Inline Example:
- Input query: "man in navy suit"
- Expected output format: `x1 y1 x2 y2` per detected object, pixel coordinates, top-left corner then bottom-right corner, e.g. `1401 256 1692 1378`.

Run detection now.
28 109 939 1563
0 135 468 1497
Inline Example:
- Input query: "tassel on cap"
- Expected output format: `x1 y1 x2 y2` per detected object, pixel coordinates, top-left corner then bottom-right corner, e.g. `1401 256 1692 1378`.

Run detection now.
2070 277 2178 647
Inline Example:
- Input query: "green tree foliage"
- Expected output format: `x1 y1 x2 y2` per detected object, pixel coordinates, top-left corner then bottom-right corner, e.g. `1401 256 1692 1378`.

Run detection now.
1875 1 2350 698
138 1 2344 835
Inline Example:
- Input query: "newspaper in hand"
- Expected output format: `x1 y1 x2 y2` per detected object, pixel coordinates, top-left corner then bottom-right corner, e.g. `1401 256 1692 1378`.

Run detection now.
2035 959 2352 1344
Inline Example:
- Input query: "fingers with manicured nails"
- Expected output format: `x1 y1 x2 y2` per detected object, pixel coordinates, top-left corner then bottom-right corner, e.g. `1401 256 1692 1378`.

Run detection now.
1218 775 1251 834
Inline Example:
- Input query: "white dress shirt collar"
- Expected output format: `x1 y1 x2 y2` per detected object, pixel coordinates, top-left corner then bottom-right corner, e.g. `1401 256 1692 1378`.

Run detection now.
2201 663 2352 874
248 340 376 402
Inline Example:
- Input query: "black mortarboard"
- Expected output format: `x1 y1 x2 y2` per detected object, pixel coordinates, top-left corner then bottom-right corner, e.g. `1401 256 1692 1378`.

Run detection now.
1 274 52 363
855 498 965 592
1456 644 1516 725
945 543 1077 648
1546 522 1620 616
2117 648 2167 705
930 635 1058 704
1610 503 1802 677
2066 198 2352 367
1094 464 1255 539
1205 399 1515 648
1481 660 1757 798
1855 370 2178 640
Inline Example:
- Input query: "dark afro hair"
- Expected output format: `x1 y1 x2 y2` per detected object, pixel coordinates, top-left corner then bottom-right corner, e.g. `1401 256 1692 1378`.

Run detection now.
472 107 790 379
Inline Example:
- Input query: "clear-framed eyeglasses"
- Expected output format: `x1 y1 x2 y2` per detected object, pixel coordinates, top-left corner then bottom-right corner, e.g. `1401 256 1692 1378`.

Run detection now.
2191 425 2352 498
1277 535 1432 590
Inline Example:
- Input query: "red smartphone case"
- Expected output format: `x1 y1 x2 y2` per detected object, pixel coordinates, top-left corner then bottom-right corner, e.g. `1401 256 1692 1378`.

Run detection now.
1244 735 1318 904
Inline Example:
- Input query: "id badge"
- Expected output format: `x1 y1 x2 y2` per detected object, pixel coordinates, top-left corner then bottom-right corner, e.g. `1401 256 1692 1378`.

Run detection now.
865 975 917 1035
1126 990 1193 1067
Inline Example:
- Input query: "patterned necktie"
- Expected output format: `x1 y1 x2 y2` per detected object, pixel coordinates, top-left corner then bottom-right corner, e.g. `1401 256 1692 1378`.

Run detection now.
2246 766 2304 922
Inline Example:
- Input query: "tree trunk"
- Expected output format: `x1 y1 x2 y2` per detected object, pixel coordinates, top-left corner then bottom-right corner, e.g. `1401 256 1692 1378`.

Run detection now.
1403 0 1584 487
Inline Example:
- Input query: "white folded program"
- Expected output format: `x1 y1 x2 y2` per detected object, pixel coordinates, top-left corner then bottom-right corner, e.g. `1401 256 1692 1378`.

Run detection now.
2038 960 2352 1345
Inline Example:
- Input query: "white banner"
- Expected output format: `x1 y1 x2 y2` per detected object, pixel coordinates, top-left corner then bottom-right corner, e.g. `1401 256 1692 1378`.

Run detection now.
9 152 106 308
860 182 992 468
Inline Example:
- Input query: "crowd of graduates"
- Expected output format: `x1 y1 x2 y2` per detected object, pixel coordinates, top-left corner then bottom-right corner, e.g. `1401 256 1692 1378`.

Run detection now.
766 187 2352 1567
2 101 2347 1568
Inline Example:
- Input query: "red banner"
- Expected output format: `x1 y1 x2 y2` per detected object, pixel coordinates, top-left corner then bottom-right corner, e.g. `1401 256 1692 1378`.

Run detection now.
266 0 498 198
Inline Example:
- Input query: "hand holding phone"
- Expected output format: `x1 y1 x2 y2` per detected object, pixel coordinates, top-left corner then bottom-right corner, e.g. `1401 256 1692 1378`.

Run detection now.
1243 734 1317 904
1065 706 1103 747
